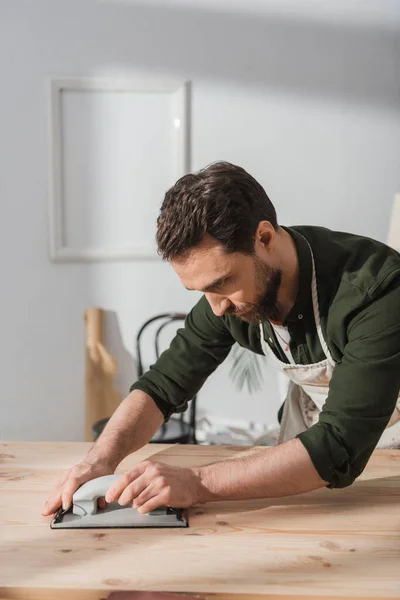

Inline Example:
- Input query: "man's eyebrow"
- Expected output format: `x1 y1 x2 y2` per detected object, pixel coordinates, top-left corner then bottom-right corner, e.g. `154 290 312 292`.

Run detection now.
185 274 232 293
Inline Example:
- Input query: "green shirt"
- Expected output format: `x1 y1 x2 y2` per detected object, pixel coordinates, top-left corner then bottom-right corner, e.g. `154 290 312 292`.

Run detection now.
131 226 400 489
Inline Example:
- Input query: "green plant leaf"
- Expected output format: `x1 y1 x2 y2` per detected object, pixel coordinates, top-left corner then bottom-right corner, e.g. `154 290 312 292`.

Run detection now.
229 343 266 393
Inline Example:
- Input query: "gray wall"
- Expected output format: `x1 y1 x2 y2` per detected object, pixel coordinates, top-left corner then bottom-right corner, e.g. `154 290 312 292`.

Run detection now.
1 0 399 440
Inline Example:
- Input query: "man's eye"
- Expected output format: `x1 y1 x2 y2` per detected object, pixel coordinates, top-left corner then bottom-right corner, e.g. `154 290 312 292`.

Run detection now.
215 277 232 290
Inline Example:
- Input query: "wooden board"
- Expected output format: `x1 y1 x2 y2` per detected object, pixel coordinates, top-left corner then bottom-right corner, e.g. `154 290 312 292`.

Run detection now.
84 308 121 442
1 443 400 600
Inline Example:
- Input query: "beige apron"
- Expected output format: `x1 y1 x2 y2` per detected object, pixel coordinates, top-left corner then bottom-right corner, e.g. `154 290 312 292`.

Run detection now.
259 240 400 449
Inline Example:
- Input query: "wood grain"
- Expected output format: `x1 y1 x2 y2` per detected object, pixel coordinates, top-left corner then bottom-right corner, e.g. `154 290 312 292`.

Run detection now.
0 443 399 600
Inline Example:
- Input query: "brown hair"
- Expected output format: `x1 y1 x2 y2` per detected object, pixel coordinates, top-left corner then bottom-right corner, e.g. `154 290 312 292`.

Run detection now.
156 161 278 261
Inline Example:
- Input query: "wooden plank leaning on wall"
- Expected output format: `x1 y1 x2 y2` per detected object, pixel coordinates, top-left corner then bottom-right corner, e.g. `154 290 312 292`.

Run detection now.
84 307 121 442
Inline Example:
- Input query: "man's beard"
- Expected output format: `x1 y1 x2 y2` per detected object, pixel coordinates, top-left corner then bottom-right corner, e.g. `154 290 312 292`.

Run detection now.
228 259 284 324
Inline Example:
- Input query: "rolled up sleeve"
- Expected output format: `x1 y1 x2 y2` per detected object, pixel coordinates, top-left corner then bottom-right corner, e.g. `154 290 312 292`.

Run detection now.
297 280 400 488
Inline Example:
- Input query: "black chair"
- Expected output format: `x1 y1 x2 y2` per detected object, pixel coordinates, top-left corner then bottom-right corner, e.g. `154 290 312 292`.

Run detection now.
92 313 197 444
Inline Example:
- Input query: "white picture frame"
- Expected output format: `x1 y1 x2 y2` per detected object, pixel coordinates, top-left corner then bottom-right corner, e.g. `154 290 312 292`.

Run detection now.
48 77 190 261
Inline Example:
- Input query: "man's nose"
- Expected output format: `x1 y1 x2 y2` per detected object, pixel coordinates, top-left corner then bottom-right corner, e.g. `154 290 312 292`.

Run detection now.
205 293 231 317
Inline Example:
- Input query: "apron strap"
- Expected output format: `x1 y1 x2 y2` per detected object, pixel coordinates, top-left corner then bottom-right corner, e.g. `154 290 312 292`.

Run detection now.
307 240 335 365
259 235 335 367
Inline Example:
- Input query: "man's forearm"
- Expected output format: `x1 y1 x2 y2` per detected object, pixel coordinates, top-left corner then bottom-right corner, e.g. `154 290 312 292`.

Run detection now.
87 390 164 470
195 438 327 502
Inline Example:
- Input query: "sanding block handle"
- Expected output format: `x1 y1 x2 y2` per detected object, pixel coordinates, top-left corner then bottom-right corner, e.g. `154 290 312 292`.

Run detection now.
72 474 121 516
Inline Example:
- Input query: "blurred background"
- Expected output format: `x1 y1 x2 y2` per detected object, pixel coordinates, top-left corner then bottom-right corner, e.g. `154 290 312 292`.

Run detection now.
1 0 399 442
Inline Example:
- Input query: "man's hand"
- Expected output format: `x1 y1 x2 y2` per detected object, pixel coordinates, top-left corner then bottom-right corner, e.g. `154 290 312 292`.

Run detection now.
105 461 203 513
41 458 115 516
41 390 165 518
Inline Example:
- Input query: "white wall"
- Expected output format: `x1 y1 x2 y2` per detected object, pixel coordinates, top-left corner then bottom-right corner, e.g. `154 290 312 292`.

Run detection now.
1 0 400 440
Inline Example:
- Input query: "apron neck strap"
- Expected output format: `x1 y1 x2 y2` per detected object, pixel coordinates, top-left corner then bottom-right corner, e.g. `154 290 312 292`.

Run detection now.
259 235 334 364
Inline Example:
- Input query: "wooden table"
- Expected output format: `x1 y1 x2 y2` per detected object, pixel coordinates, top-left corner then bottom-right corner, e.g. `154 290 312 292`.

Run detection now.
1 442 399 600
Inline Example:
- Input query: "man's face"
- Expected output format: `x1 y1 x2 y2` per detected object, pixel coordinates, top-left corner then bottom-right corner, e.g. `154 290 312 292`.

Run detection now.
171 236 284 324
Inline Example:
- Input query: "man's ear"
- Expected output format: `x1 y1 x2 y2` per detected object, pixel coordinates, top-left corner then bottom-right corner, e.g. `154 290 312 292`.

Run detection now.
255 221 275 251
